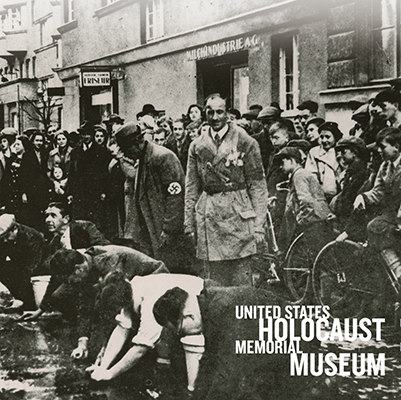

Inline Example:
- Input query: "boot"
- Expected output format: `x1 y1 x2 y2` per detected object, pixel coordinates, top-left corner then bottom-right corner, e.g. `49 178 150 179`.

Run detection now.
380 249 401 281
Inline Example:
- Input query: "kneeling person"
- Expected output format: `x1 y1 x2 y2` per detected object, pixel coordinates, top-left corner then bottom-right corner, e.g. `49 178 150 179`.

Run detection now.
25 245 168 358
89 273 203 382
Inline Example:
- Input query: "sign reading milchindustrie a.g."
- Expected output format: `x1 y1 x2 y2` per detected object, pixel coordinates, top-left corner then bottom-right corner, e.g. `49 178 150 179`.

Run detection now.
187 34 259 61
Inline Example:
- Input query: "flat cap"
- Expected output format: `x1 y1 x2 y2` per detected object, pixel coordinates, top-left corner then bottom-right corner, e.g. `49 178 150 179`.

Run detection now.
335 136 369 160
115 122 143 148
274 147 303 164
257 106 280 120
105 113 124 124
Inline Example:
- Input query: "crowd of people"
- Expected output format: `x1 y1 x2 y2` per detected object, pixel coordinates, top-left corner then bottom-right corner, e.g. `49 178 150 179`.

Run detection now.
0 86 400 398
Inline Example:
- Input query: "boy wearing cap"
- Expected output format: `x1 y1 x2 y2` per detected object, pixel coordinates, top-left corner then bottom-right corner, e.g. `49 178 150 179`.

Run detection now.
331 137 369 242
276 147 333 253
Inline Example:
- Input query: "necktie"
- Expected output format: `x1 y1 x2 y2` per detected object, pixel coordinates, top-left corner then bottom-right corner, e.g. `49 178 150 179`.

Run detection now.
214 135 222 147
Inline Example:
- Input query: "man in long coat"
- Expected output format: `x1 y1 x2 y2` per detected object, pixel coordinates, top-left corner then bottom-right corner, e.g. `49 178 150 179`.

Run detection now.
185 94 267 286
66 122 112 235
115 123 194 274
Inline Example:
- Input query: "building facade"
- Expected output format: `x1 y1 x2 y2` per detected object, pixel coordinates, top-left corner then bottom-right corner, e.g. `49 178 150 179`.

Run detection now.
0 0 63 133
0 0 398 134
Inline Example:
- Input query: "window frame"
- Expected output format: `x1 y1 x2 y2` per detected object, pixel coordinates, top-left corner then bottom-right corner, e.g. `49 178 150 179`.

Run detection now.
277 34 299 112
370 0 399 81
145 0 164 42
9 6 22 30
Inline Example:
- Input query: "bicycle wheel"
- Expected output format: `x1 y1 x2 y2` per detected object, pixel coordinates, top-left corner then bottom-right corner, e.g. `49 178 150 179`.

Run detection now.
283 233 314 303
312 240 381 319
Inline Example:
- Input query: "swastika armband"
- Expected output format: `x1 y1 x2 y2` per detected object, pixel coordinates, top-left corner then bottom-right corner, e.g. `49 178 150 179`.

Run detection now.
167 182 182 195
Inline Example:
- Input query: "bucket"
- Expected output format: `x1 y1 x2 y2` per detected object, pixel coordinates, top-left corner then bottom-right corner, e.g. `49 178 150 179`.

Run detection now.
181 335 205 392
30 275 51 308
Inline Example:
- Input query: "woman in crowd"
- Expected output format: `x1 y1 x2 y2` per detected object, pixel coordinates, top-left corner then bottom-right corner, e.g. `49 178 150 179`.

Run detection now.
185 104 203 125
48 131 72 178
94 125 108 147
0 135 31 223
305 121 343 202
19 132 52 232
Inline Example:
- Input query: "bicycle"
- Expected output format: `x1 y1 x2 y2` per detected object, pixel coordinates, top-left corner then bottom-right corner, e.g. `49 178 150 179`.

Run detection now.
253 208 316 305
312 239 401 321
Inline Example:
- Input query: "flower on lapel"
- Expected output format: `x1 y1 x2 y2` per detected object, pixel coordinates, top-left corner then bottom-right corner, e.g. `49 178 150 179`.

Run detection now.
225 151 245 167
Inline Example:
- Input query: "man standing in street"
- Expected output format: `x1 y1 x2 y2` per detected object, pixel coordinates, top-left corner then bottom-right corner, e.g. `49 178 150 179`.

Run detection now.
67 121 111 234
115 122 195 274
185 93 268 286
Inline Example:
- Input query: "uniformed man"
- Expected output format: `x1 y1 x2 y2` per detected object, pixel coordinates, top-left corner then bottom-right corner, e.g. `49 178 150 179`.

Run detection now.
115 122 194 273
185 93 268 286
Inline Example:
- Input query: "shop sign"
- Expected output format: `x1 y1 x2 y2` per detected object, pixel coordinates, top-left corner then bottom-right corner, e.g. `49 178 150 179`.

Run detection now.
81 71 111 87
187 34 259 61
111 68 125 80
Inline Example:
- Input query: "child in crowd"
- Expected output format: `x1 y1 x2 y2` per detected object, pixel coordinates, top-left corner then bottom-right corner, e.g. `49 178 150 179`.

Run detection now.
305 117 325 148
50 166 68 202
275 147 333 254
331 137 369 242
186 120 202 142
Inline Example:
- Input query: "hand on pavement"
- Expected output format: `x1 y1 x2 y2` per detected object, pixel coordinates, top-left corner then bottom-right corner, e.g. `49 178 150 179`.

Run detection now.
90 368 113 381
71 342 88 359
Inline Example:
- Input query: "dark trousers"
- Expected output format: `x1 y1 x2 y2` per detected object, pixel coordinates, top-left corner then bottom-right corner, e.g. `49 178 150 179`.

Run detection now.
367 214 398 251
0 262 36 310
204 256 253 287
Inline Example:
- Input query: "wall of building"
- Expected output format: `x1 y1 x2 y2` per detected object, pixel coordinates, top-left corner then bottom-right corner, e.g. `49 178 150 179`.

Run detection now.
60 0 141 68
119 50 197 120
62 76 80 131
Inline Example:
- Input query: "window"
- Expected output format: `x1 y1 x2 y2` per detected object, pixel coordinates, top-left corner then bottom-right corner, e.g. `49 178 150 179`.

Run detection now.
146 0 163 42
32 57 36 78
39 20 46 47
0 14 6 33
371 0 397 80
26 59 30 78
10 7 22 30
64 0 75 23
274 35 299 111
11 111 18 130
232 66 249 115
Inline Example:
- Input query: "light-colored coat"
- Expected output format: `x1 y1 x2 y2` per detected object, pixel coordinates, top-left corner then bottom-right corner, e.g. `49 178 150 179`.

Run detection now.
282 167 332 242
185 124 267 261
305 146 340 198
